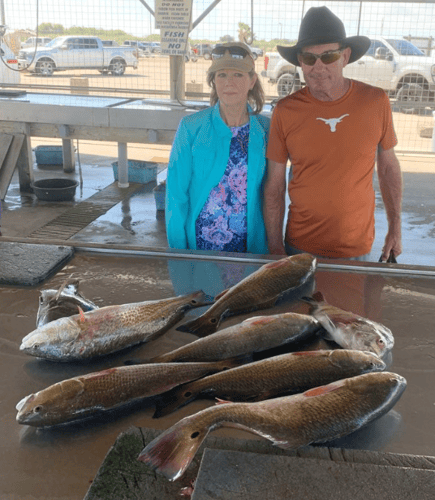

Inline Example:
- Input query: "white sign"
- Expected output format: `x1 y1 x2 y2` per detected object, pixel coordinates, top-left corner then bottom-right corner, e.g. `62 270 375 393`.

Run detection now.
155 0 193 30
160 29 189 55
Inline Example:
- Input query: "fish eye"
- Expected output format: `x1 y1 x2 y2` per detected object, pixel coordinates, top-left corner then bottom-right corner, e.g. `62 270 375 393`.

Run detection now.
184 391 192 398
33 406 43 413
210 318 217 324
32 344 40 351
190 431 200 439
39 296 43 304
191 300 198 305
377 338 385 346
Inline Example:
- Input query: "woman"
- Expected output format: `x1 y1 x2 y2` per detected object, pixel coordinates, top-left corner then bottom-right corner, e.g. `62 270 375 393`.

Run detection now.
165 42 270 254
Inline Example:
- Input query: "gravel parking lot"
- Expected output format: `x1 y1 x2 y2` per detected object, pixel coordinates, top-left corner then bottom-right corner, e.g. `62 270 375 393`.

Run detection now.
18 55 435 153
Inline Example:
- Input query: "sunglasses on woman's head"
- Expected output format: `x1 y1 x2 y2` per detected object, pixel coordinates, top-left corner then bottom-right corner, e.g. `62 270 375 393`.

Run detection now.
297 48 343 66
212 46 250 59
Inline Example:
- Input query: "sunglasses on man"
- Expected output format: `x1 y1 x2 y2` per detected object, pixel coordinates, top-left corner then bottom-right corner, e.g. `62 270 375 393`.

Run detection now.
297 48 344 66
212 45 251 60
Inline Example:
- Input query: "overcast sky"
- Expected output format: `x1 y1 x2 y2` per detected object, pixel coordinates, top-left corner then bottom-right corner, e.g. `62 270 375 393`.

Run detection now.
3 0 435 41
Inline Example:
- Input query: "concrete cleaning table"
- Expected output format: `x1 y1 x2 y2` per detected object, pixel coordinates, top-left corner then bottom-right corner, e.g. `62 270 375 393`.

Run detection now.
1 249 434 499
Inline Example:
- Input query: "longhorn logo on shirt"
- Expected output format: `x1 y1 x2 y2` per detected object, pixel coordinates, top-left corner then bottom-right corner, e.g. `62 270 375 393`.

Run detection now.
316 114 349 132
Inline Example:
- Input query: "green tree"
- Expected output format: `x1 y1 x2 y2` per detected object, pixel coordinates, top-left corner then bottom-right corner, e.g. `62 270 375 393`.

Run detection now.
238 22 254 44
220 34 234 43
38 23 64 34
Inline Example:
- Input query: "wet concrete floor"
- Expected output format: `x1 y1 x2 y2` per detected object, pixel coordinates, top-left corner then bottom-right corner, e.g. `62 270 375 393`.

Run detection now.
1 252 435 499
1 149 435 266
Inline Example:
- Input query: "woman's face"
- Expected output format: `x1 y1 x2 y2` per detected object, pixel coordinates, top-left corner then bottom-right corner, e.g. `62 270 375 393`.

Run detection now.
214 69 256 108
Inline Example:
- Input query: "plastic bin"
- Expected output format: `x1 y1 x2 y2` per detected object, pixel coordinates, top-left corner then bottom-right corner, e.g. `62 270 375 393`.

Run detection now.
112 160 158 184
34 146 63 165
153 183 166 211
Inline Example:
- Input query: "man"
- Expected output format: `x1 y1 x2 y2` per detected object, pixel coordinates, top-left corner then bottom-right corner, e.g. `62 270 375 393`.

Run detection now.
264 6 402 261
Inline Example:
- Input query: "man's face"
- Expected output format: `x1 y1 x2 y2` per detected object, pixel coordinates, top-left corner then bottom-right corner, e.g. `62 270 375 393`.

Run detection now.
298 43 351 97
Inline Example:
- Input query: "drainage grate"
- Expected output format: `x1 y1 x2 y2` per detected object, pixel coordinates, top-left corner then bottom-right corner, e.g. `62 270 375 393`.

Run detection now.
29 182 146 240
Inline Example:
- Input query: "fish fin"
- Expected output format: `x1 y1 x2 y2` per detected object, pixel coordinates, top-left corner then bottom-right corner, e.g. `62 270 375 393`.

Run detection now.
314 312 336 338
138 420 208 481
54 276 79 300
214 288 230 301
153 383 199 418
77 306 86 322
176 315 221 337
214 397 232 405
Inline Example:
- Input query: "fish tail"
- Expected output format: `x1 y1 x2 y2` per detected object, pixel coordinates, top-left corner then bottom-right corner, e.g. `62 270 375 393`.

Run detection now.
186 290 214 309
152 355 249 418
300 291 325 304
138 415 210 481
153 382 198 418
175 315 220 337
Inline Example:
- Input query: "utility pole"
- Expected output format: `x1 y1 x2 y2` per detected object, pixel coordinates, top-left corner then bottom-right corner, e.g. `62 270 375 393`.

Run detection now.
0 0 6 27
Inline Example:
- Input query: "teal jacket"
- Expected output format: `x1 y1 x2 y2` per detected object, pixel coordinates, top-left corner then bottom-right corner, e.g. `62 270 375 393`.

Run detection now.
165 102 270 254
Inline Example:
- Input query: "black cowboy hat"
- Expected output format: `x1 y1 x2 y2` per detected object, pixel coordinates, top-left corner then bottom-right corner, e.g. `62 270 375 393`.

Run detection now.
278 7 370 67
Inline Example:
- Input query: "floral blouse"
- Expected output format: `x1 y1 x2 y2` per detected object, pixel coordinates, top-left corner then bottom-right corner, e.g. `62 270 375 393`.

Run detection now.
195 123 249 252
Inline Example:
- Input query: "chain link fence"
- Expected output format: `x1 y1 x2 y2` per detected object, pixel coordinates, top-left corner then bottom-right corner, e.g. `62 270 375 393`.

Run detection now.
1 0 435 153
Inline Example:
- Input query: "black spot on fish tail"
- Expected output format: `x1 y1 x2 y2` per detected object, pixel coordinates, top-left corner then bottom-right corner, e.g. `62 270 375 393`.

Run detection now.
138 424 206 481
152 384 198 418
175 316 221 337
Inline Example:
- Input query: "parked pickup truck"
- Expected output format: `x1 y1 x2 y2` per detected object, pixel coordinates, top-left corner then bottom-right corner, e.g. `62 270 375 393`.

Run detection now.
18 36 138 76
262 36 435 110
122 40 151 57
261 51 303 97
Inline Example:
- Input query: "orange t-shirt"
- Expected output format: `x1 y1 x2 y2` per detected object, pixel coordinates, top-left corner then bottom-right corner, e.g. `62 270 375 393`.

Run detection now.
267 80 397 258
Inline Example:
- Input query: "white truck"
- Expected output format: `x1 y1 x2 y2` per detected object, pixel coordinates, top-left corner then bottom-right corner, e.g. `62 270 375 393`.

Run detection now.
21 37 52 49
18 36 138 76
262 36 435 111
0 41 20 86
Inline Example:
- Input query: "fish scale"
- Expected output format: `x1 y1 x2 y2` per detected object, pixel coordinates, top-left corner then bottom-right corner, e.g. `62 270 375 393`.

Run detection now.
153 349 386 417
16 360 236 427
138 372 407 481
150 312 321 364
20 291 210 361
176 254 317 337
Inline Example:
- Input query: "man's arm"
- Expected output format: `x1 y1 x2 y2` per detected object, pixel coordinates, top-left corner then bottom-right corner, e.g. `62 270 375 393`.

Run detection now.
263 160 287 255
376 145 403 261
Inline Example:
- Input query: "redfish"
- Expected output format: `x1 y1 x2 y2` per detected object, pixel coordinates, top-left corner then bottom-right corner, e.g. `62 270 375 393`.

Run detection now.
176 254 317 337
138 372 406 481
306 292 394 357
153 349 386 417
148 312 320 364
36 278 98 327
16 359 236 427
20 291 210 362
